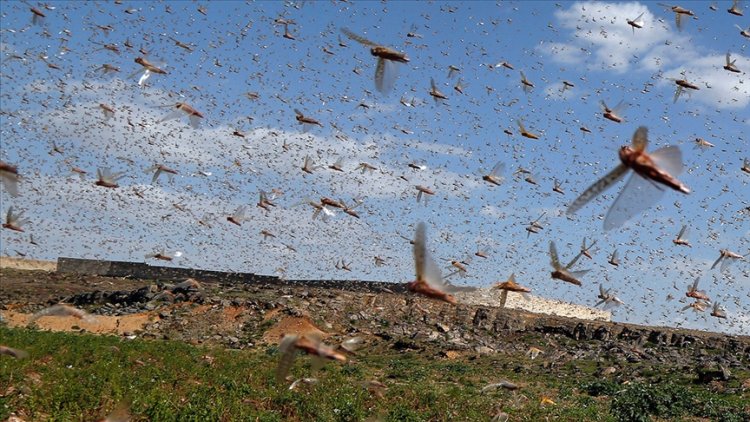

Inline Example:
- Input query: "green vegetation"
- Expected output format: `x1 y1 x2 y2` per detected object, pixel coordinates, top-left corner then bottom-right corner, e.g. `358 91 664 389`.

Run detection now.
1 327 747 421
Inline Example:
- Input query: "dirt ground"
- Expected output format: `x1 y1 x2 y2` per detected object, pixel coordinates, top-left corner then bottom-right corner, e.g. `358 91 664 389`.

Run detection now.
0 267 157 306
0 266 362 345
1 264 748 359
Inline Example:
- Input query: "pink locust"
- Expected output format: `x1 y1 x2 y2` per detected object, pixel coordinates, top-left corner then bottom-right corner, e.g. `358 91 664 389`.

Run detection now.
445 257 470 278
723 52 741 73
495 61 514 70
580 237 597 259
494 273 531 293
29 6 46 25
340 198 362 218
94 167 125 188
686 277 710 302
728 0 743 16
711 249 747 271
408 222 466 304
671 73 700 103
336 259 352 271
658 4 695 31
260 230 276 240
328 157 345 172
227 206 247 226
553 179 565 194
415 185 435 203
567 126 689 230
0 161 20 197
627 12 645 33
429 78 448 102
159 103 204 129
710 302 727 319
276 334 346 383
525 212 546 237
517 119 539 139
482 161 505 186
453 78 465 95
601 100 625 123
146 249 182 261
608 249 620 266
321 197 345 209
0 345 28 359
474 247 491 259
99 103 115 120
257 190 277 211
681 300 709 313
301 156 320 174
673 225 691 247
3 207 27 232
736 25 750 38
145 164 178 184
694 138 715 149
494 273 531 307
133 57 167 86
595 284 625 308
549 241 588 286
520 71 534 92
294 108 323 129
28 304 96 325
341 28 409 93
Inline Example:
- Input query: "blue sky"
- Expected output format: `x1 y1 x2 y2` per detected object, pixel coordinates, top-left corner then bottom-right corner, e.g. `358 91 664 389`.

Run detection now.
0 1 748 334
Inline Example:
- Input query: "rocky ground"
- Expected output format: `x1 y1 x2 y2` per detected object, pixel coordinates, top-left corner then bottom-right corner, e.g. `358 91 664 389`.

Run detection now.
2 267 748 377
2 267 750 421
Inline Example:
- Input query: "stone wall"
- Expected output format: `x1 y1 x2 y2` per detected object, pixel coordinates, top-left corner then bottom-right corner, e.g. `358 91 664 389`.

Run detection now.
55 257 408 292
56 257 276 283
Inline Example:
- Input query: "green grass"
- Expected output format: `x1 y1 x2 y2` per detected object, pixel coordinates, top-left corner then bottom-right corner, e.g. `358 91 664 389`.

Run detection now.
1 327 747 421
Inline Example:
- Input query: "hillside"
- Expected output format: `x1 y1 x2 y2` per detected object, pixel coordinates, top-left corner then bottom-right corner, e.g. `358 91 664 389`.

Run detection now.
1 267 748 421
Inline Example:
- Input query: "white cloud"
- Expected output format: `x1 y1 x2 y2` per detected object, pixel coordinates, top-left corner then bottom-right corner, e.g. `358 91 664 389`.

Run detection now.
543 2 673 72
16 79 482 204
542 2 749 110
660 53 750 109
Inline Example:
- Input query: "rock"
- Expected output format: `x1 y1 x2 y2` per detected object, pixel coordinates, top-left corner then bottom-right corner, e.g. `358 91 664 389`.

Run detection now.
173 278 202 293
696 367 728 384
593 326 611 341
573 323 589 340
475 346 495 355
472 308 490 328
392 339 418 351
720 364 731 381
442 350 461 359
599 366 617 376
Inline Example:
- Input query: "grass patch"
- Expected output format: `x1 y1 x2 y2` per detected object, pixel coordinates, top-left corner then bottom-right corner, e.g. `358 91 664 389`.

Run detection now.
0 327 746 421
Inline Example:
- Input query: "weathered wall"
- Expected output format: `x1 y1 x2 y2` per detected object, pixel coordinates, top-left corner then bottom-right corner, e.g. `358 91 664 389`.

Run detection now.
57 257 276 283
0 257 57 272
55 257 408 292
456 288 611 322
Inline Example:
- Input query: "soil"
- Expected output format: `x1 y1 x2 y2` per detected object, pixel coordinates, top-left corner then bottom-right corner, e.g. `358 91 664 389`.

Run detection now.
1 265 749 372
